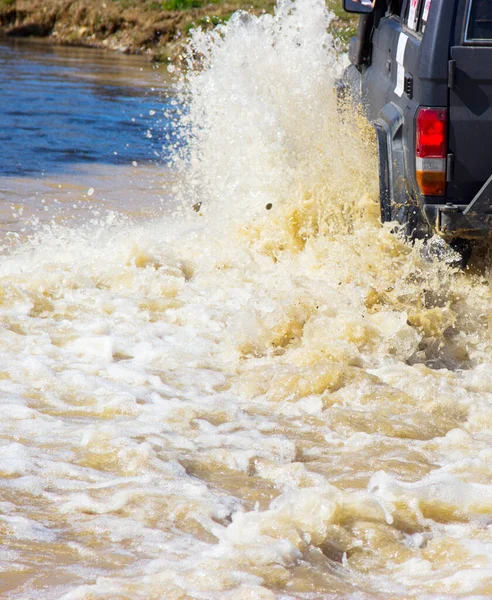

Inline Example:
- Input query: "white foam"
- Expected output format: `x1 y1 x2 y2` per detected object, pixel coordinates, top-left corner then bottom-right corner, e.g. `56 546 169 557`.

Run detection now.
1 0 492 597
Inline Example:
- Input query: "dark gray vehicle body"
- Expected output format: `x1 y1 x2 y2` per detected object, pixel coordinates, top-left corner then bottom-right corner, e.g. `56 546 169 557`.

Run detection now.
342 0 492 240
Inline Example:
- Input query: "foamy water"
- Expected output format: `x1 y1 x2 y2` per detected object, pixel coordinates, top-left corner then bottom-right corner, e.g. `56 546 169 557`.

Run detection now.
2 1 492 598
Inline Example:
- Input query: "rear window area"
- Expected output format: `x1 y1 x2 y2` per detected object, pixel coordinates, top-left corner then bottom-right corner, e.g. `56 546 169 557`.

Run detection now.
466 0 492 42
405 0 431 34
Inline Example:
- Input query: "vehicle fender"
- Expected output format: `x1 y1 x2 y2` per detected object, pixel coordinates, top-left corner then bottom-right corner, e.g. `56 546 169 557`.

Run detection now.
373 102 406 222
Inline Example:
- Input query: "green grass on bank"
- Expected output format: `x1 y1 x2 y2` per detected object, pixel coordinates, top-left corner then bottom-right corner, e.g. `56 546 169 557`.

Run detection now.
113 0 278 11
110 0 357 22
111 0 358 46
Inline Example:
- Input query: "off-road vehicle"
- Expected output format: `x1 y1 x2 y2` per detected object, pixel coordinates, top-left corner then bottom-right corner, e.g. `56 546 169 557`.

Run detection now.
341 0 492 262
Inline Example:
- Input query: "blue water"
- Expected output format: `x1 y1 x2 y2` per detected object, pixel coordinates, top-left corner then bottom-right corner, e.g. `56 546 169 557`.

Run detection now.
0 38 174 176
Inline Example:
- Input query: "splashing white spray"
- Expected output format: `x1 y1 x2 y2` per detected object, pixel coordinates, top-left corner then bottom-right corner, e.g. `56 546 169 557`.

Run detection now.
172 0 372 225
2 1 492 599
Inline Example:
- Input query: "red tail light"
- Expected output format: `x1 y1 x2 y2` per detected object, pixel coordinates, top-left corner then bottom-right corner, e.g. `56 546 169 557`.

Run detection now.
416 107 447 196
416 108 447 158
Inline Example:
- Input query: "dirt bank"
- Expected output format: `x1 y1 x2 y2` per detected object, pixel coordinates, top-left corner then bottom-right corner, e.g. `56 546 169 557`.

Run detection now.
0 0 276 61
0 0 356 61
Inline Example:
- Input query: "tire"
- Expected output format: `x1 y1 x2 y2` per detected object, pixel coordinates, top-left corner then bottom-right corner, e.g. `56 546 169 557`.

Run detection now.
449 237 473 268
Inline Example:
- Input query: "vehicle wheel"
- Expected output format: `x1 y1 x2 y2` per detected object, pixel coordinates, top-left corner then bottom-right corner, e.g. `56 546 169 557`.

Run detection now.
449 237 473 268
420 236 472 269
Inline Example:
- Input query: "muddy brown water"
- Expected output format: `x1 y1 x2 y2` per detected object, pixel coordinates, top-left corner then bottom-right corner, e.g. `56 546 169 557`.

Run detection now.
1 4 492 599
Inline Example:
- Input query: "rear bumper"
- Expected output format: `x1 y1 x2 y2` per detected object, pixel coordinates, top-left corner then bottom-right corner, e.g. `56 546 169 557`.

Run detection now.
433 204 492 238
423 202 492 238
424 174 492 239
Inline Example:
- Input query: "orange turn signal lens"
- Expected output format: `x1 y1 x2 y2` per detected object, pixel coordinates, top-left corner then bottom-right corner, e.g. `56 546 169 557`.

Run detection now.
416 170 446 196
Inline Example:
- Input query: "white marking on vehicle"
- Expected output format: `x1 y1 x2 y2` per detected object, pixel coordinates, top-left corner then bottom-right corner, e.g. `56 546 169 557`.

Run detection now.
395 33 408 97
422 0 432 22
408 0 420 30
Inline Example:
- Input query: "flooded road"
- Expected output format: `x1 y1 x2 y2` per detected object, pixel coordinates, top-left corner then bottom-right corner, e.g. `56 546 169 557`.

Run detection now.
2 2 492 598
0 37 174 241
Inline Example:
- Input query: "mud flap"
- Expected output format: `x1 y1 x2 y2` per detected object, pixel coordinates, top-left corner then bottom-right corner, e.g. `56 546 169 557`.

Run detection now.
374 119 392 223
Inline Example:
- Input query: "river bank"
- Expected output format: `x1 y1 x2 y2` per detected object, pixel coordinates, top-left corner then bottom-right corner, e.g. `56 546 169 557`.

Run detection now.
0 0 356 61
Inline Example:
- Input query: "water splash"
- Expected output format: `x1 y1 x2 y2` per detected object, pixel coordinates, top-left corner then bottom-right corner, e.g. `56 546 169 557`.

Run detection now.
172 0 374 232
2 1 492 598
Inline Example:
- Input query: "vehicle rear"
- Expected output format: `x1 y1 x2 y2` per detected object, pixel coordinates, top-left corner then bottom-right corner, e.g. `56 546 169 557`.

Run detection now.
350 0 455 239
342 0 492 245
439 0 492 238
398 0 492 239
